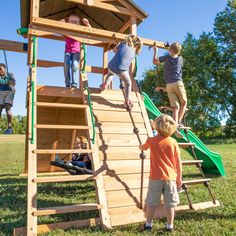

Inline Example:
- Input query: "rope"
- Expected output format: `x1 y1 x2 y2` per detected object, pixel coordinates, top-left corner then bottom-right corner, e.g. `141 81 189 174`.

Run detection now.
84 87 96 144
3 50 9 74
81 43 87 73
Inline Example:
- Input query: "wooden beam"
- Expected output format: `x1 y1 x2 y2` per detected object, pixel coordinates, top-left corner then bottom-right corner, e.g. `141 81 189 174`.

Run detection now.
0 39 28 53
33 175 94 183
103 45 108 84
37 60 63 67
67 0 134 16
30 0 40 22
14 218 101 235
33 203 102 216
35 124 91 130
31 17 168 49
33 149 93 154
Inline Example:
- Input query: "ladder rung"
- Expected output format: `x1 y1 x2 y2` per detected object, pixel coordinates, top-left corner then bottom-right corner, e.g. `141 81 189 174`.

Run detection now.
178 126 191 130
181 160 203 165
178 143 195 147
36 102 87 109
35 124 91 130
182 178 211 185
159 106 189 112
33 203 102 216
33 175 94 183
33 149 93 154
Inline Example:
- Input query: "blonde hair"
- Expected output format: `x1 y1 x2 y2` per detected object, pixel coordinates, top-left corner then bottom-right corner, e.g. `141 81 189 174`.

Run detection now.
155 115 177 137
124 34 143 55
169 42 182 55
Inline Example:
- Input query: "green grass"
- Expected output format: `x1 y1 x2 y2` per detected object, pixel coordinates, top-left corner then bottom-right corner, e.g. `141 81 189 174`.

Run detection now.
0 135 236 236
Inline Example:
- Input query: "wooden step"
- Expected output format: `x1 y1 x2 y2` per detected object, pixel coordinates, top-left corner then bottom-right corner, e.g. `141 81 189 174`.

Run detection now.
33 203 102 216
36 102 87 109
33 175 94 183
178 143 195 148
182 178 211 185
181 160 203 166
35 124 91 130
33 149 93 154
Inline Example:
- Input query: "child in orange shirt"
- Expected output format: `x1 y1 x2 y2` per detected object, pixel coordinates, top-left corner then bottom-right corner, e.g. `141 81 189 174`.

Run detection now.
140 114 182 233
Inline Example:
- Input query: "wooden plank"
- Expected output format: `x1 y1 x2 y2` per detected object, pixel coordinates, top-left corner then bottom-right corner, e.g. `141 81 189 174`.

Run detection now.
33 149 93 154
0 39 27 53
90 89 139 101
107 188 148 208
178 143 195 148
99 146 150 160
109 206 145 227
96 122 147 135
175 200 220 212
35 124 91 130
26 34 38 236
85 65 104 74
33 203 102 216
14 218 101 235
37 86 83 98
96 134 148 147
103 159 150 175
83 82 112 229
182 178 211 185
94 110 145 123
49 140 58 172
92 99 141 112
104 173 149 191
36 102 87 109
31 17 168 48
103 44 108 83
181 160 203 166
68 0 134 16
33 175 94 183
37 59 63 68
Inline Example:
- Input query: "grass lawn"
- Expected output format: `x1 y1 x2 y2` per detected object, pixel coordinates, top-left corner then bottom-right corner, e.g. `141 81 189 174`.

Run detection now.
0 135 236 236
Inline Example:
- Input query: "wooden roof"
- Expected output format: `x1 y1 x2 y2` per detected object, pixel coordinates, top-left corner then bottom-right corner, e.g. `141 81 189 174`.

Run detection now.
20 0 148 32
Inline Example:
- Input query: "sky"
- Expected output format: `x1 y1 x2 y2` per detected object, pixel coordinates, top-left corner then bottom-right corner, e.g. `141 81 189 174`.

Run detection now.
0 0 227 116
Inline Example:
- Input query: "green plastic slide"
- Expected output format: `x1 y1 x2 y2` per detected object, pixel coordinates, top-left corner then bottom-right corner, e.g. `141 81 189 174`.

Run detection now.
142 92 226 176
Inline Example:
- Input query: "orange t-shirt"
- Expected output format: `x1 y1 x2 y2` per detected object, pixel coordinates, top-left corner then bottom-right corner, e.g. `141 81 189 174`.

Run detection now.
142 134 181 180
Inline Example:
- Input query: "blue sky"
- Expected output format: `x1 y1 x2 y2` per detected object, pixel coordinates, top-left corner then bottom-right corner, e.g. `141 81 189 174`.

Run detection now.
0 0 227 116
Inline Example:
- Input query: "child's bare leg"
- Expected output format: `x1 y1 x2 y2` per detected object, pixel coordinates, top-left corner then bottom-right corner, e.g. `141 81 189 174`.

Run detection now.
166 207 175 226
119 71 131 100
146 205 157 224
104 73 114 86
172 105 179 123
178 101 187 123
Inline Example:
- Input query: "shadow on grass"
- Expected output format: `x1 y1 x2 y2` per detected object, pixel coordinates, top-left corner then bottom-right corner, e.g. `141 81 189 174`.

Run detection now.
0 177 99 236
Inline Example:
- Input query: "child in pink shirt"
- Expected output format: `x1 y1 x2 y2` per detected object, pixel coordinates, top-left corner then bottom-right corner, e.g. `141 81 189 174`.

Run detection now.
63 15 91 88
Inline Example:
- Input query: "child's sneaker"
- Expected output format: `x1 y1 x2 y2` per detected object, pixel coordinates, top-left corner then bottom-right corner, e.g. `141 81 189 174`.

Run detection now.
71 83 77 88
141 223 152 232
4 127 13 135
99 83 108 91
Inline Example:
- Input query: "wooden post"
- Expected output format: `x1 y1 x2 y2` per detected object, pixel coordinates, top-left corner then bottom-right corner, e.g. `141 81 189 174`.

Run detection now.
27 36 38 236
30 0 40 22
129 16 139 92
103 44 109 87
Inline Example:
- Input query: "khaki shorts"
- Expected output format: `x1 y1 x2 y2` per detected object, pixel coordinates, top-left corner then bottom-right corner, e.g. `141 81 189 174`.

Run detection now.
0 91 14 106
145 179 179 208
166 81 187 107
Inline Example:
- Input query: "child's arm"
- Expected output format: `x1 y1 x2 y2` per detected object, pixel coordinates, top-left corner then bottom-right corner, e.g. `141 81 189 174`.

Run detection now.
82 18 92 28
139 138 150 151
153 47 161 65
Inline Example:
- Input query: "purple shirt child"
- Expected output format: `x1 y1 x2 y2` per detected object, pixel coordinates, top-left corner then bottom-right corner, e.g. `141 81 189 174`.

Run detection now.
65 37 81 53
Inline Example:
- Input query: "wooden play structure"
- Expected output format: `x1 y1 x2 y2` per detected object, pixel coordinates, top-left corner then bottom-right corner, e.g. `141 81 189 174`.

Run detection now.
0 0 221 235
